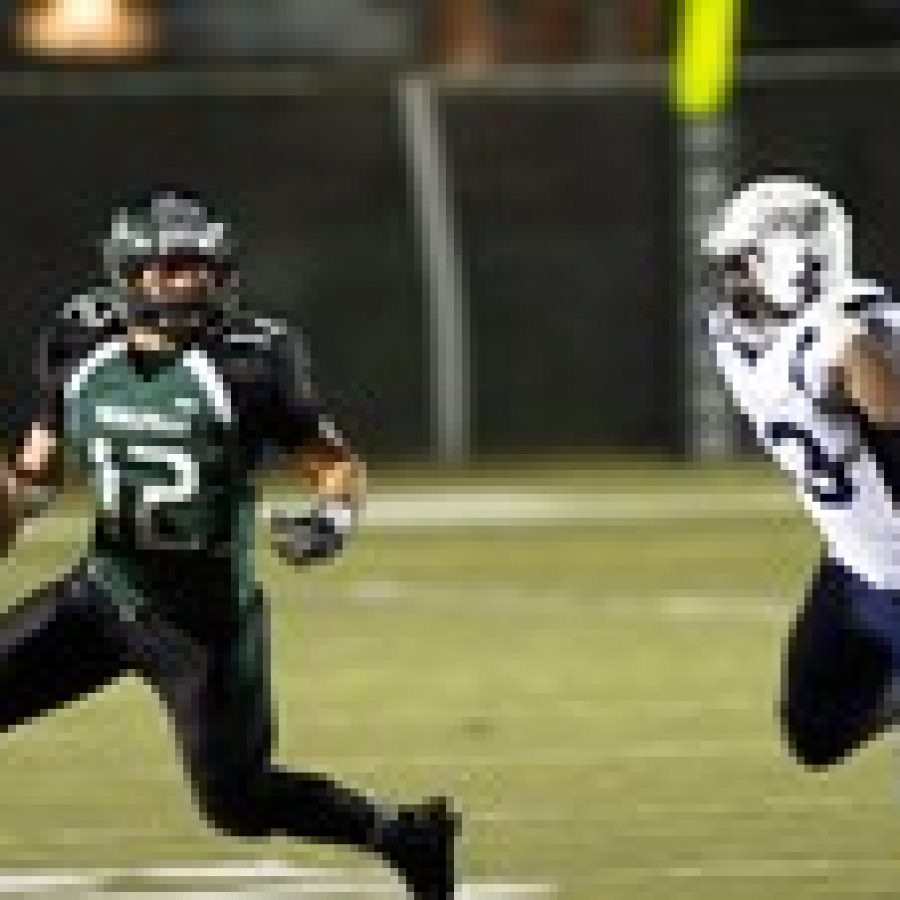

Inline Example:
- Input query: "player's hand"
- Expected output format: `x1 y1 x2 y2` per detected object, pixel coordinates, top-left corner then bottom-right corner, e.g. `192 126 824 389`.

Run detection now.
268 500 355 567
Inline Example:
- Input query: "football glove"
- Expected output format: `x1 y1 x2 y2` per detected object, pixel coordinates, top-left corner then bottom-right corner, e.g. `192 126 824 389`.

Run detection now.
268 500 355 567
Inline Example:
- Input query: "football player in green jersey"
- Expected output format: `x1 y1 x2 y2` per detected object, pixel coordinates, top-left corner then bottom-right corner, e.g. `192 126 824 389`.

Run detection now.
0 190 457 899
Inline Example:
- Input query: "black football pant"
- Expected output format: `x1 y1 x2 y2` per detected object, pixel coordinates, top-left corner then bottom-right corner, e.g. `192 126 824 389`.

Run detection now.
0 558 384 847
781 557 898 769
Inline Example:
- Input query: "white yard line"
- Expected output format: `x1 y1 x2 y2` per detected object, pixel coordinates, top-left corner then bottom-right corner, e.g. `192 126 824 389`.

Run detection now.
336 580 792 622
1 885 555 898
278 489 797 526
21 489 797 545
8 855 900 896
68 888 552 899
0 863 554 897
661 856 900 880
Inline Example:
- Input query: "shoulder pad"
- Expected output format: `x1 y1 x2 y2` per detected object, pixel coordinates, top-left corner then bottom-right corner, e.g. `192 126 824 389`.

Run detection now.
59 287 127 332
222 314 289 348
843 279 888 312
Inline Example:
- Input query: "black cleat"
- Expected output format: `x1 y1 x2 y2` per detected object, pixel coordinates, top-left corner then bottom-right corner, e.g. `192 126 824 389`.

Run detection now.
380 796 459 899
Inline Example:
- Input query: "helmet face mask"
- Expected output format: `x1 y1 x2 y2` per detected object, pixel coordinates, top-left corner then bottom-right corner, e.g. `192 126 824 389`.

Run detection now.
124 254 222 338
704 253 759 315
744 230 824 317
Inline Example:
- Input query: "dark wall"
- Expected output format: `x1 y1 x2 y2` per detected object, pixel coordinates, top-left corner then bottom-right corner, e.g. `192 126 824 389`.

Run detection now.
745 0 900 49
0 74 678 458
737 76 900 284
6 68 899 459
444 90 675 452
0 88 425 455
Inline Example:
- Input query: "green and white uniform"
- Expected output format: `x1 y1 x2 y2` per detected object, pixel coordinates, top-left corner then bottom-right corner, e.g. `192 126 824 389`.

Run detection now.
0 289 384 847
40 288 324 617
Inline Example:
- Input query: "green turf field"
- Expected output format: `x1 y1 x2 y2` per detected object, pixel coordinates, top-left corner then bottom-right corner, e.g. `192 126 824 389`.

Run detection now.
0 459 897 898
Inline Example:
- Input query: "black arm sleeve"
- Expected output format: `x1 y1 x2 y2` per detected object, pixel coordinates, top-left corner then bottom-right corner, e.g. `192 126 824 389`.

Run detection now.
264 328 342 452
29 320 69 434
26 302 112 436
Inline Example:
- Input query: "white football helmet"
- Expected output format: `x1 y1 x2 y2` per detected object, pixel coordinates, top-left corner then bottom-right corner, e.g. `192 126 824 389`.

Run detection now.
703 175 853 315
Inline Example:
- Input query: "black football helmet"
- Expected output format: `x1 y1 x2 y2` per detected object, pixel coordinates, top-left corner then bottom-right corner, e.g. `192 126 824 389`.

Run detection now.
103 189 235 333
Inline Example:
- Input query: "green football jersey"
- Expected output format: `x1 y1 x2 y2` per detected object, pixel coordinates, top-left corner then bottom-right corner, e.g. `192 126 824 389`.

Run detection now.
36 289 328 613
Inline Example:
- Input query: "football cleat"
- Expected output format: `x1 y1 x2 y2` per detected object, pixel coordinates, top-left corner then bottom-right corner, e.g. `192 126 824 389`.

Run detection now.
379 796 459 899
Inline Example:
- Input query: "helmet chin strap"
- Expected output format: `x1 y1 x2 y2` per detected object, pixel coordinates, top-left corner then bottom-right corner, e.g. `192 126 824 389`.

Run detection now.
126 291 218 344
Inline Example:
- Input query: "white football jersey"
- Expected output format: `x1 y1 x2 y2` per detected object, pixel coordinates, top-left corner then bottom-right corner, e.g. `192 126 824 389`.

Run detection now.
708 285 900 590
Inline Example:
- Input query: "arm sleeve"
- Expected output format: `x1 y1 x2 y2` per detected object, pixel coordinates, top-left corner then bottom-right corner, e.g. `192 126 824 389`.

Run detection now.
29 320 69 434
264 328 344 452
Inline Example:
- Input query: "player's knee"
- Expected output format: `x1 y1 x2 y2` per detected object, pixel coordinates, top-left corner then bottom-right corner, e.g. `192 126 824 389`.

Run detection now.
780 702 865 770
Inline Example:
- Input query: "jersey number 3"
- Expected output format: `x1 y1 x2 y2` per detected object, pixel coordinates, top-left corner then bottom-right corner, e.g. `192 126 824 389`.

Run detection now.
89 437 199 547
766 421 855 506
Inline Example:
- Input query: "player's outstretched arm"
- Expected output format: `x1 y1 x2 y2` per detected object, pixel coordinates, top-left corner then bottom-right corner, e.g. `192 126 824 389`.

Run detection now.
0 422 60 555
268 433 364 568
839 335 900 426
259 323 364 567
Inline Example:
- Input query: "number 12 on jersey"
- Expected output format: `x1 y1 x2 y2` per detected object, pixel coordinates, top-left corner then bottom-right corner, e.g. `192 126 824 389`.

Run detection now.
89 437 199 547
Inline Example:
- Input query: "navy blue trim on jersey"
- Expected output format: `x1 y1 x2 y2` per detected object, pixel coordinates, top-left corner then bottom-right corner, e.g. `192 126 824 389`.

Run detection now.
705 304 770 365
766 419 856 507
734 341 762 364
788 325 819 395
860 299 899 348
867 315 894 343
843 285 890 316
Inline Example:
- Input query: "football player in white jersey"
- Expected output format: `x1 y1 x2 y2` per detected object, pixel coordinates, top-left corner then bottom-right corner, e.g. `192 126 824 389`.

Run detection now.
704 175 900 768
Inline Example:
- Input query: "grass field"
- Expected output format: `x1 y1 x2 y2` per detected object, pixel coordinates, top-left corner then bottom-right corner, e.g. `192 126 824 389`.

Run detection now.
0 459 898 898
